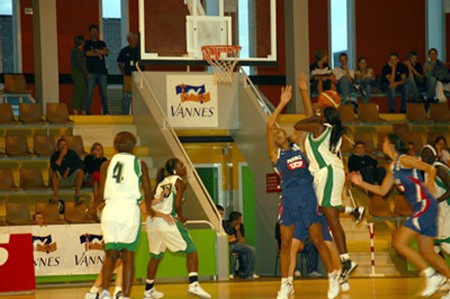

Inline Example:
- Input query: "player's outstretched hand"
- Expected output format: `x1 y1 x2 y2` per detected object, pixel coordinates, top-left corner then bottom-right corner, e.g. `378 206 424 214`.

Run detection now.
348 171 363 186
280 85 292 105
297 72 308 92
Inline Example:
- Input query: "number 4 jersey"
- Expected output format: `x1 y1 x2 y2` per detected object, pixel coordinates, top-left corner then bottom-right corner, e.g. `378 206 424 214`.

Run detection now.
104 152 143 204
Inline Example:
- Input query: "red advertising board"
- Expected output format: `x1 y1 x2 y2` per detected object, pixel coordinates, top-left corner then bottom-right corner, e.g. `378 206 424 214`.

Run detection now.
266 173 281 193
0 233 36 293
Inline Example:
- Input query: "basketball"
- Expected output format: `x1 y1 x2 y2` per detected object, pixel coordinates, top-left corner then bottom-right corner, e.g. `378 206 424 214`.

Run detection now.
317 90 341 109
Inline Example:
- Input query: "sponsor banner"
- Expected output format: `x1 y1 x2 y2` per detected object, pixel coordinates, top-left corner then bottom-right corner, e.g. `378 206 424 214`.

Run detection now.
0 233 35 292
166 75 218 128
0 224 105 276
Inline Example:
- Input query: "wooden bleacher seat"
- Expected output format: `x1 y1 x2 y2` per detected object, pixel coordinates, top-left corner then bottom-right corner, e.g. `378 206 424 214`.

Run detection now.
34 135 56 156
377 132 389 152
0 103 17 124
35 202 66 224
64 135 87 157
429 104 450 122
341 134 354 154
403 131 424 151
6 202 33 225
368 194 395 217
20 167 48 190
64 201 95 223
46 103 73 124
392 123 409 137
394 194 413 216
19 103 44 123
339 104 359 123
358 103 385 122
5 135 32 157
4 74 32 94
353 131 375 153
0 168 19 191
406 103 428 122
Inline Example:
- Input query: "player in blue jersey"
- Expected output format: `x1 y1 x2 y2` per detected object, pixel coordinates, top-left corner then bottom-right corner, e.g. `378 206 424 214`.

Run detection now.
267 86 340 299
349 133 450 298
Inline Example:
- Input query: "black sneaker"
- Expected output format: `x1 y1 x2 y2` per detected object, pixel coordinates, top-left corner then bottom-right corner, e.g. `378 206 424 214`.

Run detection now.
350 207 365 224
340 259 358 280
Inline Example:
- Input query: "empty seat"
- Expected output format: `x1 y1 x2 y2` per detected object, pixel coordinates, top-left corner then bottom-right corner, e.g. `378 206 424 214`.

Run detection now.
5 135 31 157
34 135 56 156
368 194 395 217
429 104 450 122
394 194 413 216
19 103 44 123
0 103 17 124
46 103 73 124
20 167 48 190
6 202 32 225
0 168 19 191
353 131 375 153
64 201 95 223
406 103 428 122
4 74 32 94
358 103 385 122
64 135 87 157
35 202 66 224
338 104 359 123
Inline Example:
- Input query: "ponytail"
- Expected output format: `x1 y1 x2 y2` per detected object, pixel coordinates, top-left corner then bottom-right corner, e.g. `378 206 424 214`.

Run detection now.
323 107 344 153
156 158 181 185
156 167 166 185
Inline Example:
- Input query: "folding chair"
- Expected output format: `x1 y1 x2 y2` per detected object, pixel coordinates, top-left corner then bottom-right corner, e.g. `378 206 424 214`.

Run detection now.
358 103 385 122
6 202 32 225
4 74 32 94
20 167 48 190
429 104 450 122
64 135 87 157
0 168 19 191
353 131 376 153
338 103 359 123
406 103 428 122
64 201 96 223
19 103 44 123
5 135 32 157
35 202 66 224
33 135 56 156
403 131 425 153
46 103 73 124
0 103 17 124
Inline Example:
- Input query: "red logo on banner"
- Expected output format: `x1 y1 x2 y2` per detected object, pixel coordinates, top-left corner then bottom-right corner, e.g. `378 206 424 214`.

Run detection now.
0 234 36 292
266 173 281 193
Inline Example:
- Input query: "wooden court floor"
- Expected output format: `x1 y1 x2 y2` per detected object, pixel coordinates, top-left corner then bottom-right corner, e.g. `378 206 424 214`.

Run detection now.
0 277 444 299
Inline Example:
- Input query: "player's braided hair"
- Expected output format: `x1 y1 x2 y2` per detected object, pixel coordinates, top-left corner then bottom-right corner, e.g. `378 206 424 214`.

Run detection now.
156 158 181 185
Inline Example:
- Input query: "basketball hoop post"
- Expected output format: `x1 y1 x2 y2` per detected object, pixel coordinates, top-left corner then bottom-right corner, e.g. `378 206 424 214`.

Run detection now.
202 45 241 85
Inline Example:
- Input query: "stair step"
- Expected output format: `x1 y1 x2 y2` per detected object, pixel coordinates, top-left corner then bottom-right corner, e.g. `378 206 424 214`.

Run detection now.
71 115 133 125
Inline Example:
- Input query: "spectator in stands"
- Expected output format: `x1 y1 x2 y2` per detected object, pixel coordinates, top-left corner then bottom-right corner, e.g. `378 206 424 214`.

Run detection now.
424 48 450 102
348 141 386 185
117 32 140 115
50 138 85 203
381 52 408 113
310 49 336 94
84 24 110 115
404 50 426 103
216 204 224 219
407 142 418 158
84 142 107 198
33 212 45 226
354 57 376 103
332 53 355 104
70 35 89 115
223 211 258 280
435 136 450 167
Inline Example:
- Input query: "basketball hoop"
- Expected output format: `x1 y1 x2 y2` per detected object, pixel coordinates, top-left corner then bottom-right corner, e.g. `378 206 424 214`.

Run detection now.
202 45 241 85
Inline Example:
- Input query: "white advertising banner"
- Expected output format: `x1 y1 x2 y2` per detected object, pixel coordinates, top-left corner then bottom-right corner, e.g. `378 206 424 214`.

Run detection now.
166 75 218 128
0 224 105 276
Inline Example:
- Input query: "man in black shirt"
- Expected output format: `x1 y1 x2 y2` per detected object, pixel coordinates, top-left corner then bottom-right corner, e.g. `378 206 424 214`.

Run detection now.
348 141 386 185
50 138 85 202
117 32 140 115
381 52 408 113
223 211 257 279
84 24 110 115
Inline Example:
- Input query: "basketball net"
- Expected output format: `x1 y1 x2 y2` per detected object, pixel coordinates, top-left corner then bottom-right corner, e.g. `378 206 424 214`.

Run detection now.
202 45 241 85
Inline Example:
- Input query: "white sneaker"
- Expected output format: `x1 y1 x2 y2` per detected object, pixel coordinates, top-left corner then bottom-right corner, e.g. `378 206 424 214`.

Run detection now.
328 273 340 299
85 292 99 299
229 274 235 280
144 287 165 299
421 273 445 297
252 274 260 279
187 282 211 299
294 270 301 278
276 282 294 299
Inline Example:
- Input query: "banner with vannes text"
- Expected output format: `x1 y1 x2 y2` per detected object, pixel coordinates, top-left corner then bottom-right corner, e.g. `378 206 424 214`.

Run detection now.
0 224 105 276
166 75 218 128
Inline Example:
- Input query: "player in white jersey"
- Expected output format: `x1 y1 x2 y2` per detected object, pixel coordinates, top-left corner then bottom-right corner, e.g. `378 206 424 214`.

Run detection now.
143 158 211 299
421 145 450 254
294 73 363 285
97 132 174 299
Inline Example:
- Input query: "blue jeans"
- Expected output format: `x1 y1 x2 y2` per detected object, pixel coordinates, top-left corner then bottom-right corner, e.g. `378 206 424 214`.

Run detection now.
121 92 131 115
86 73 109 115
426 76 437 99
384 83 408 113
354 78 375 103
337 76 353 103
229 242 256 277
